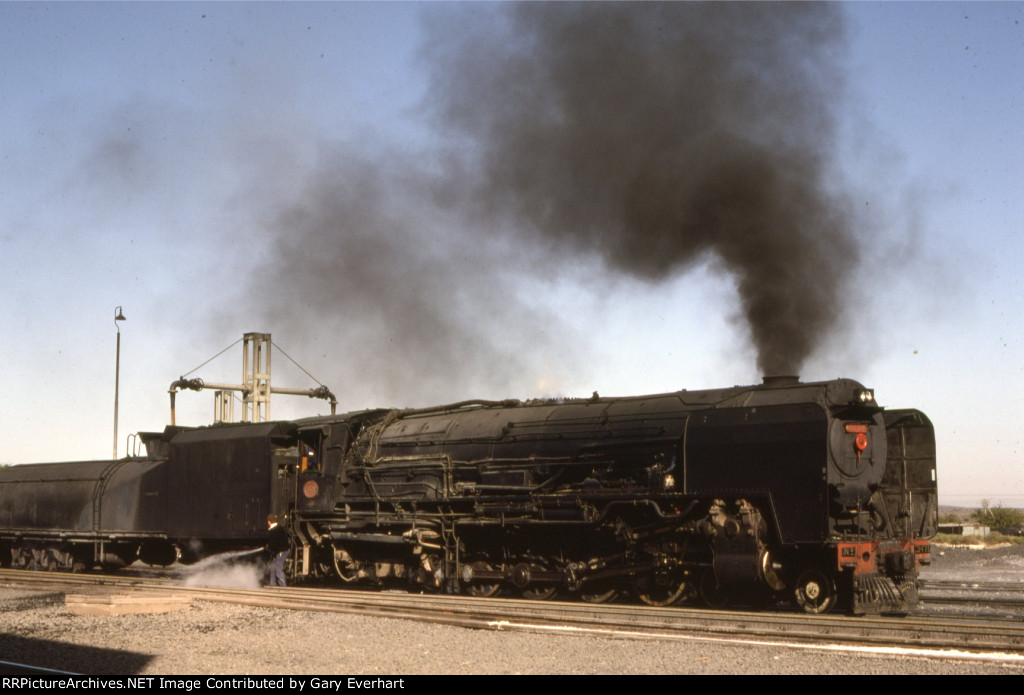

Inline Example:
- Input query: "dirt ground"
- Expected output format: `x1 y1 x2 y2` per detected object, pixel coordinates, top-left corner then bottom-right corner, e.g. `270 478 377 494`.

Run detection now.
923 541 1024 582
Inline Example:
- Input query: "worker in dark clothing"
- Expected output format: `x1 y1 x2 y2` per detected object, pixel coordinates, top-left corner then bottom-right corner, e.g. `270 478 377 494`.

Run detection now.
266 513 291 587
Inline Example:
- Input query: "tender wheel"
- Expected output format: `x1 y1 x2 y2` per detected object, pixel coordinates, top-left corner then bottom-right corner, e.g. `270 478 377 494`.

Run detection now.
698 570 731 609
636 573 688 607
177 546 201 565
793 569 837 614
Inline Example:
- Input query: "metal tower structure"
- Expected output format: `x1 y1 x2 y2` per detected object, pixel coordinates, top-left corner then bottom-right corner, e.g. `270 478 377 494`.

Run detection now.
168 333 337 425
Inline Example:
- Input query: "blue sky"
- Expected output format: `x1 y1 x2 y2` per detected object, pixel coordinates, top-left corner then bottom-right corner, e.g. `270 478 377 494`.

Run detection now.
1 2 1022 508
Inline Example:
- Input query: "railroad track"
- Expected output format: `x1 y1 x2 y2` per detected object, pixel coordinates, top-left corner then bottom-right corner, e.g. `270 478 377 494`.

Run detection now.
2 569 1023 662
921 579 1024 594
919 579 1024 611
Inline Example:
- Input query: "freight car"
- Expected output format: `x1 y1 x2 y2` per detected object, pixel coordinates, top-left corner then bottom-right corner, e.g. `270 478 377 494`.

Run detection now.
0 377 937 614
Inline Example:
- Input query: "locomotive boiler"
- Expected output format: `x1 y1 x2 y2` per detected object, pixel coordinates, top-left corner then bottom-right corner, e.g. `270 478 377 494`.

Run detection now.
0 377 937 614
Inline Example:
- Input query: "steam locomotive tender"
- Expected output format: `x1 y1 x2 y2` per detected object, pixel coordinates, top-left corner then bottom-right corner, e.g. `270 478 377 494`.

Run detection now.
0 377 936 614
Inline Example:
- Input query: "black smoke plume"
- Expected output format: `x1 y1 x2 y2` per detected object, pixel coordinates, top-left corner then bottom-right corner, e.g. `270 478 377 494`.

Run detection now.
240 146 566 407
249 3 859 404
423 3 858 376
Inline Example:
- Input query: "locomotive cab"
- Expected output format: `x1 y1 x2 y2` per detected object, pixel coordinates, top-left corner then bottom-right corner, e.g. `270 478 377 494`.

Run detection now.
292 422 345 514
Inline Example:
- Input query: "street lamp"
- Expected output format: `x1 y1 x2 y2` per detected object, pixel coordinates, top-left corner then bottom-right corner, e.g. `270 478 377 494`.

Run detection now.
113 306 126 458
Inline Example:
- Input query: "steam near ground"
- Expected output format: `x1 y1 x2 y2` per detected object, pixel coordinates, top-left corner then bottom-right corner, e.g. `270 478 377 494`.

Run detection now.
178 549 265 590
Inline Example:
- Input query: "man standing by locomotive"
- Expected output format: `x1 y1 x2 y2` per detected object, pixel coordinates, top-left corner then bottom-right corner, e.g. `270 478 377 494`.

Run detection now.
266 513 291 587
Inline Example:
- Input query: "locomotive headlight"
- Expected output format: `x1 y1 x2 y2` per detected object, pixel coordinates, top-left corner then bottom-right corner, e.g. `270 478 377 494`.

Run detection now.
844 423 870 452
663 474 676 490
857 389 874 403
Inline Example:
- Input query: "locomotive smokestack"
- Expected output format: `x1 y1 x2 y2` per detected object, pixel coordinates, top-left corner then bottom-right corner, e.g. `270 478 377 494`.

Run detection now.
762 376 800 387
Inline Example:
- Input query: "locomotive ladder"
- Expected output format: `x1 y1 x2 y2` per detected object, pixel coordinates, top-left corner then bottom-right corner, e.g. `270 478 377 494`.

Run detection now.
90 460 129 560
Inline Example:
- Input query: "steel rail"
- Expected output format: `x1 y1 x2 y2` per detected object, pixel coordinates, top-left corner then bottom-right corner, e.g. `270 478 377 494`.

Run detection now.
920 579 1024 610
2 569 1023 659
921 579 1024 594
923 595 1024 610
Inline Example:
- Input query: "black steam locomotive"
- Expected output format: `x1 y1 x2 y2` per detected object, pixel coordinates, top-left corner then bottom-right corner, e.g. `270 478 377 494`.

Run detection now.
0 377 936 614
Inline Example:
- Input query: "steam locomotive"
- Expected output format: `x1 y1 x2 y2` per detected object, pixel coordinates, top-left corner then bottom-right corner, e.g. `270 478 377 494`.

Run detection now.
0 377 936 614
